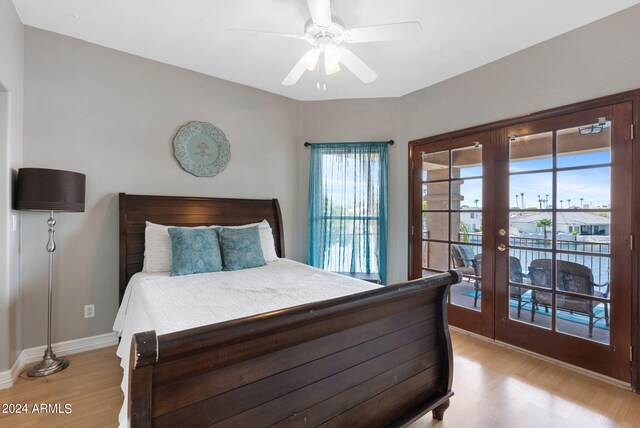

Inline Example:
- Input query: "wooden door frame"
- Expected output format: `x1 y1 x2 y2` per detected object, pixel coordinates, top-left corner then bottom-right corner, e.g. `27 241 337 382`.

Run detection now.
408 88 640 391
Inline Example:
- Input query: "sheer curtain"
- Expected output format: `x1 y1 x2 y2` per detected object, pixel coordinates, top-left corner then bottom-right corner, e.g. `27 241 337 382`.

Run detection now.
307 142 388 284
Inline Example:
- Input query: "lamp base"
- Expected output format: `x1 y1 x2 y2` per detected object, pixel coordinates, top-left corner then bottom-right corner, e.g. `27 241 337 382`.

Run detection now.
27 348 69 377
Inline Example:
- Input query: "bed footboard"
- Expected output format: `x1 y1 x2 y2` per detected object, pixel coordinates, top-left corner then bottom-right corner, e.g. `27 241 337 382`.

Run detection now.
129 270 461 427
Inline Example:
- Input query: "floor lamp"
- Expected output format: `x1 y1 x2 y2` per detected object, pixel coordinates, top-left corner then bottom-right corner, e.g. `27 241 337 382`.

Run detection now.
16 168 86 377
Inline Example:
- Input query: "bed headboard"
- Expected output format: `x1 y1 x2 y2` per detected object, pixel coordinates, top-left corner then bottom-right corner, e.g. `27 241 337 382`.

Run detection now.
119 193 285 302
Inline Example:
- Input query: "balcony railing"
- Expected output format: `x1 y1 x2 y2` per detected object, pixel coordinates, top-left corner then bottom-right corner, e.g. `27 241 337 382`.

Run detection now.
456 233 610 284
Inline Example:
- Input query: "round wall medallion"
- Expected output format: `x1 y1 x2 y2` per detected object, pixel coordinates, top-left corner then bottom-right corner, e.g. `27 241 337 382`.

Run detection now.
173 121 231 177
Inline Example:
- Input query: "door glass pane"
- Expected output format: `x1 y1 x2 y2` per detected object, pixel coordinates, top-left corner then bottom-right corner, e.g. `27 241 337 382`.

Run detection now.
421 150 449 181
422 182 449 210
510 172 553 209
510 131 552 172
557 121 611 168
453 178 482 210
450 244 481 311
450 243 481 271
452 145 482 178
451 278 481 312
557 167 610 209
555 296 609 345
422 241 449 271
510 250 551 327
509 211 553 250
509 285 534 323
422 212 448 241
451 212 482 243
510 248 551 284
555 256 610 294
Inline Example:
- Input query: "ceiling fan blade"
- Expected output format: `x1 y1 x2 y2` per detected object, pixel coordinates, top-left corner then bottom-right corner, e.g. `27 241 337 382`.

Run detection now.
281 58 307 86
343 21 422 43
307 0 332 27
339 47 377 83
227 28 305 40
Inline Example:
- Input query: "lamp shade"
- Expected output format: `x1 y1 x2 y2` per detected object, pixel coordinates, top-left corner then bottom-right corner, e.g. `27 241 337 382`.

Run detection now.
15 168 86 212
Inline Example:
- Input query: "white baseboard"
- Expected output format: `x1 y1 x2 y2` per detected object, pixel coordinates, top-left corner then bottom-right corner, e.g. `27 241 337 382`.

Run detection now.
0 332 118 390
0 354 26 391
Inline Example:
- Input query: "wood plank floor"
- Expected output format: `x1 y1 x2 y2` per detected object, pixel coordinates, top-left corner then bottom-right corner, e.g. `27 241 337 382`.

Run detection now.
1 331 639 427
0 346 122 427
412 331 640 428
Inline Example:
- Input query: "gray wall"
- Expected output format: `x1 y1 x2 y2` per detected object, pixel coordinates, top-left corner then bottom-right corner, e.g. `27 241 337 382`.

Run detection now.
0 0 24 372
21 28 301 348
299 3 640 283
297 99 399 280
17 4 640 353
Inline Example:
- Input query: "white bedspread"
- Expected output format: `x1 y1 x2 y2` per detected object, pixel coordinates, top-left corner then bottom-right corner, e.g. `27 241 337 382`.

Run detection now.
113 259 379 427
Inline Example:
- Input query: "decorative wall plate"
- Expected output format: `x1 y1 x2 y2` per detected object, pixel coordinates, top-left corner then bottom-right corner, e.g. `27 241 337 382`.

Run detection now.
173 121 231 177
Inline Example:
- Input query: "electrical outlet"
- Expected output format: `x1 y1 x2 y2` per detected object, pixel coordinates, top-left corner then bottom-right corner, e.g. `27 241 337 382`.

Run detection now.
84 304 95 318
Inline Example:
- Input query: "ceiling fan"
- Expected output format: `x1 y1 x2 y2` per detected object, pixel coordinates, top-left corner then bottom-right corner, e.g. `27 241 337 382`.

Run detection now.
229 0 422 87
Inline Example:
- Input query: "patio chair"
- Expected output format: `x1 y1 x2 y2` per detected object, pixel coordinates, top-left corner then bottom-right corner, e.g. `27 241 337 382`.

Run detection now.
450 244 476 276
450 244 477 305
472 254 530 316
528 259 609 338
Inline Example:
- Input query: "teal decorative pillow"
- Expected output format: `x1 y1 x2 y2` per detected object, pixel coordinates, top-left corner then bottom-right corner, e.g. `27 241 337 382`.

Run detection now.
167 228 222 276
219 225 266 271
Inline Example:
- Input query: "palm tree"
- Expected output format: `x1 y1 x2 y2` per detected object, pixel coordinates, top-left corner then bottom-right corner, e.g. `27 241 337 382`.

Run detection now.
459 221 470 243
515 194 519 208
536 218 552 242
560 199 564 208
580 198 584 207
567 198 572 208
520 192 525 208
474 199 479 208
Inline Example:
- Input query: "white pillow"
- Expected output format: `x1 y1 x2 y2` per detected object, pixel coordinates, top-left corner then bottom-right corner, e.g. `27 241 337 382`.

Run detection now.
224 220 279 262
143 222 211 273
142 220 279 272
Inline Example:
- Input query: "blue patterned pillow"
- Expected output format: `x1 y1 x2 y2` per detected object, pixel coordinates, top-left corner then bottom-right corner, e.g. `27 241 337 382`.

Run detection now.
219 225 266 271
167 228 222 276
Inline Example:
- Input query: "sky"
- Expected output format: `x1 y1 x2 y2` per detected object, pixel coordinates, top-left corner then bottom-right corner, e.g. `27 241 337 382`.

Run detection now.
453 148 611 210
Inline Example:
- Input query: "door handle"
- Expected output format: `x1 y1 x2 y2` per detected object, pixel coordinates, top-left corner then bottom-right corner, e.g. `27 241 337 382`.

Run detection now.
497 244 507 252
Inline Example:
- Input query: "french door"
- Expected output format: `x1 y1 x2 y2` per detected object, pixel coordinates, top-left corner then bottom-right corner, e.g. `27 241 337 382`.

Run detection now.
494 103 633 381
409 102 634 381
410 132 496 337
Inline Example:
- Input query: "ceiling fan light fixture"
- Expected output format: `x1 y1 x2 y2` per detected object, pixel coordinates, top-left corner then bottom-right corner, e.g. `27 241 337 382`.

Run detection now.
324 43 342 63
325 59 340 75
302 48 321 71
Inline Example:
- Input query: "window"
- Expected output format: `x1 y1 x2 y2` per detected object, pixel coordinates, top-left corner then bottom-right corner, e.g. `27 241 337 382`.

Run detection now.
307 142 388 283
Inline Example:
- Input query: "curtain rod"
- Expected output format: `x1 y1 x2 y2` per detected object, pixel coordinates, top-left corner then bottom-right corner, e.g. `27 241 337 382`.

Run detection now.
304 140 394 147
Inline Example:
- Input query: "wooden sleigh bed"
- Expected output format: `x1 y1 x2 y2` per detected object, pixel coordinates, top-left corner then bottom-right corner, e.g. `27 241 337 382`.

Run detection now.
119 193 460 427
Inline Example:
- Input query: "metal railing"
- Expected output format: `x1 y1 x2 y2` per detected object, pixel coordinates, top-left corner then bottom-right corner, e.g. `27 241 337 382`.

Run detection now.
457 233 610 284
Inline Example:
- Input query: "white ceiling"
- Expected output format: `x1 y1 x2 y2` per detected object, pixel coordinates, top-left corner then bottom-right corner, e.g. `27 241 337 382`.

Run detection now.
12 0 640 101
